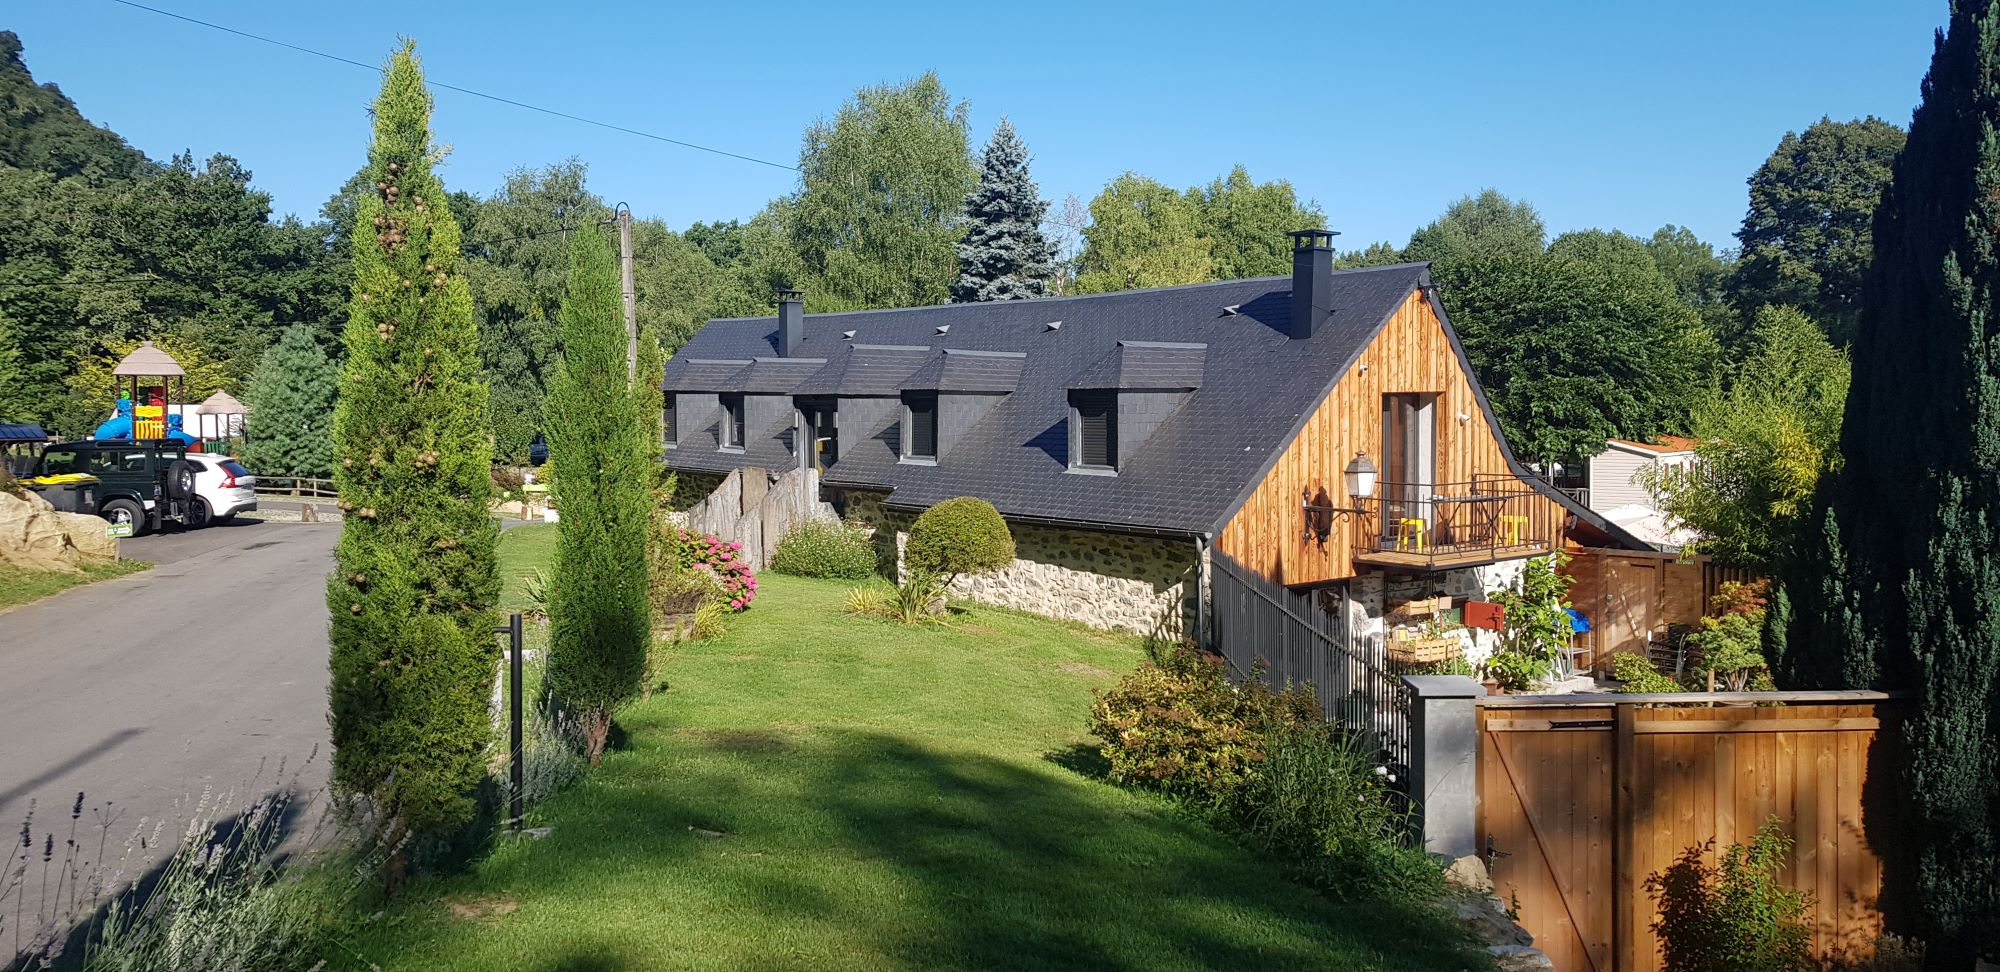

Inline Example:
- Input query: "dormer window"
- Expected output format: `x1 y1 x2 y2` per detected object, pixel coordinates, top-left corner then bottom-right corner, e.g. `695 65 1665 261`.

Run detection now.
1072 390 1117 471
720 393 746 450
663 394 678 448
904 392 938 462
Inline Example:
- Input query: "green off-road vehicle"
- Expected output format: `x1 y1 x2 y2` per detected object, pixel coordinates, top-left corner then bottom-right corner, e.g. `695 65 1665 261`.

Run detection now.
29 439 202 537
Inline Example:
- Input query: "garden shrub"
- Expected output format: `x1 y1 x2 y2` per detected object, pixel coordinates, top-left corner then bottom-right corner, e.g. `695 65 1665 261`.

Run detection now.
671 527 757 610
770 519 877 579
1612 651 1683 694
1487 552 1575 690
843 570 949 625
1233 721 1444 901
906 496 1015 583
1645 817 1814 972
1088 646 1318 804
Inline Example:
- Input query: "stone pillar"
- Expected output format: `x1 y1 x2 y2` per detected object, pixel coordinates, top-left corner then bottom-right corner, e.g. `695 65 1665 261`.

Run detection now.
1402 674 1483 860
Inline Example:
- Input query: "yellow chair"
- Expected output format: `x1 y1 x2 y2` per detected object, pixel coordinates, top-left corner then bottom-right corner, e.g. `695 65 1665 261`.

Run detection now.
1393 518 1428 552
1499 515 1529 546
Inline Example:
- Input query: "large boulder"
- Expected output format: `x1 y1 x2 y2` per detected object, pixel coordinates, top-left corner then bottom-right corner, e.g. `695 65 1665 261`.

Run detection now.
0 489 116 572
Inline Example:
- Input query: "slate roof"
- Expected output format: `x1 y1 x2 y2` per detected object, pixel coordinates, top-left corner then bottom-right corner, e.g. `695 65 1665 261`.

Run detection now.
733 357 826 393
665 262 1437 537
1072 340 1207 390
663 358 752 392
904 349 1027 393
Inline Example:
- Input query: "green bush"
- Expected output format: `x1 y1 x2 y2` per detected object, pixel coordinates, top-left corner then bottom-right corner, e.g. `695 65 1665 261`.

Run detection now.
770 519 877 579
843 571 948 625
906 497 1015 583
1234 721 1444 901
1645 818 1814 972
1487 553 1576 691
1088 647 1319 804
1612 651 1684 694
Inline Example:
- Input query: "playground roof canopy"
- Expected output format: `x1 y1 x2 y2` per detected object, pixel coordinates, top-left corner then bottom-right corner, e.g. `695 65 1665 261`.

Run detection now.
112 340 186 377
198 391 246 414
0 422 48 443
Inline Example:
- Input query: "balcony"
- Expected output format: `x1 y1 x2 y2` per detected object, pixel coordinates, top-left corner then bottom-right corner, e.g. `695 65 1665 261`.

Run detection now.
1347 478 1556 571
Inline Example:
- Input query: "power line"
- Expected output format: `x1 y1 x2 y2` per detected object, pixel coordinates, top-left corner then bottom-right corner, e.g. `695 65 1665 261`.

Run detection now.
103 0 800 173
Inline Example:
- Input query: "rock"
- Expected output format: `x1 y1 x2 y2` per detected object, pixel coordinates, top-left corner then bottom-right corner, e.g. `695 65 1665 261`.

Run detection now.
1444 854 1494 893
1487 945 1555 971
1449 892 1534 948
0 489 101 572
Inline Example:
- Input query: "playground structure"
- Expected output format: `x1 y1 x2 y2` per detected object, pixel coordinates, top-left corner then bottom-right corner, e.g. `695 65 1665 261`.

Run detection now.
88 341 243 448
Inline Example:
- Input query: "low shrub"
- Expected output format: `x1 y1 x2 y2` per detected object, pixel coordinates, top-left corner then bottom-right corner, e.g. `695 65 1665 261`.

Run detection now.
1087 647 1318 805
770 519 876 579
844 571 947 625
491 465 526 495
1645 817 1814 972
1234 721 1443 901
906 497 1014 584
1612 651 1683 694
671 527 756 611
521 706 589 808
1826 935 1926 972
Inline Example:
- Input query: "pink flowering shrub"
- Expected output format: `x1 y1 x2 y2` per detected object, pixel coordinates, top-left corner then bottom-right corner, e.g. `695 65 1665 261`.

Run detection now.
673 527 757 611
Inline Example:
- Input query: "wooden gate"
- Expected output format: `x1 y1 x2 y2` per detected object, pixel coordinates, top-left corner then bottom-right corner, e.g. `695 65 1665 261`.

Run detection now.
1477 694 1898 972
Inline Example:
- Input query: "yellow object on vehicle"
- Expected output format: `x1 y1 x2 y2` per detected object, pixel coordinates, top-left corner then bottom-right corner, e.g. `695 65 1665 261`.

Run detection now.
25 473 98 486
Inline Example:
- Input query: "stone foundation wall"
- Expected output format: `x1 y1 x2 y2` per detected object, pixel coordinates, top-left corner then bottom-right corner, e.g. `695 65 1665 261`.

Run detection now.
836 489 1196 636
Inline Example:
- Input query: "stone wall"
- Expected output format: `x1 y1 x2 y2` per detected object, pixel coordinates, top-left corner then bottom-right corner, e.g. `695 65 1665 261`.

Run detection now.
837 489 1197 636
1341 556 1536 665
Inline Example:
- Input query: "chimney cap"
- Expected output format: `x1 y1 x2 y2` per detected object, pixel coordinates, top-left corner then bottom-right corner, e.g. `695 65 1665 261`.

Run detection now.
776 288 804 301
1288 228 1340 250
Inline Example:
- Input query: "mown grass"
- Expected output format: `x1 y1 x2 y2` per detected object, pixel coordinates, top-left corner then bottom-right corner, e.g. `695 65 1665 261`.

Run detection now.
0 558 150 612
341 527 1483 971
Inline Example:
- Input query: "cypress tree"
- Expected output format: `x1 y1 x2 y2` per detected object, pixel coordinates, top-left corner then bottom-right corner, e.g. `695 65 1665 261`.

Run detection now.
242 323 338 477
1789 2 2000 959
543 227 652 762
952 118 1056 302
326 42 498 877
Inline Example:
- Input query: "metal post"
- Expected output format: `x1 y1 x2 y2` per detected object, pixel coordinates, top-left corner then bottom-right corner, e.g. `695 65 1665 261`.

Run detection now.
617 203 638 383
506 612 524 830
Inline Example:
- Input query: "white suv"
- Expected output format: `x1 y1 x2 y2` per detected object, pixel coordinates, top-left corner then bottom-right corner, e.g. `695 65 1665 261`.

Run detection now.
184 453 258 526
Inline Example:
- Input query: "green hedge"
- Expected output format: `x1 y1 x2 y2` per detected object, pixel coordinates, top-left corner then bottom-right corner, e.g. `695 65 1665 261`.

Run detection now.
770 519 878 579
906 497 1014 580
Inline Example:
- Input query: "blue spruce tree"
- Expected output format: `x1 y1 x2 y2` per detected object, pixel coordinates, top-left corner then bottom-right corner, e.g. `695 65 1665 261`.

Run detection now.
952 119 1057 301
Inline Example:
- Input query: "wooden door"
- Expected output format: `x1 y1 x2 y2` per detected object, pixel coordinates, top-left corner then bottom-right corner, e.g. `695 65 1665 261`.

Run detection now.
1479 706 1615 972
1599 558 1660 658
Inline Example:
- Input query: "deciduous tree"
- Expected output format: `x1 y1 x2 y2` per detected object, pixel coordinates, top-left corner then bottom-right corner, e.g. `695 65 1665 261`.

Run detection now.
1730 117 1905 344
1074 173 1211 294
791 72 975 310
325 42 498 882
1403 189 1547 269
1190 165 1323 280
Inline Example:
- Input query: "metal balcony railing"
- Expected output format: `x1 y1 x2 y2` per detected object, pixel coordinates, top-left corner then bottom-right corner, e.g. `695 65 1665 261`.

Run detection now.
1351 477 1556 569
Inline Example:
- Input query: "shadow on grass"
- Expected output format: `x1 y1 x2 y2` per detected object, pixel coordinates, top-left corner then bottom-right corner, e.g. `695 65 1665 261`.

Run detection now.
383 730 1485 972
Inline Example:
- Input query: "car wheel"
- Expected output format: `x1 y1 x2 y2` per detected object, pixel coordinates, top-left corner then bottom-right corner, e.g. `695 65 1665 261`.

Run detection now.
102 498 150 538
187 497 213 529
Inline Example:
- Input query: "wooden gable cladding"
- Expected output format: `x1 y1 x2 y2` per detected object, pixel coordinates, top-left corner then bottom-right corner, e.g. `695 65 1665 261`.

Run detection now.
1214 288 1561 586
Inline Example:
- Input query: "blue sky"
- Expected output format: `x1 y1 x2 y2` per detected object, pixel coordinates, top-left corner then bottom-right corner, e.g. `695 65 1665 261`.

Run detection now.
12 1 1945 251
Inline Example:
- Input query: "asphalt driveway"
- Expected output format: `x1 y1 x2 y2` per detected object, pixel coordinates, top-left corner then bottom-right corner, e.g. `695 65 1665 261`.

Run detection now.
0 520 336 840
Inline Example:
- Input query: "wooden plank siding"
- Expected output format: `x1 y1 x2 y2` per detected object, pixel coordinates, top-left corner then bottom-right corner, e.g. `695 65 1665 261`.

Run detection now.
1478 700 1896 972
1215 288 1562 586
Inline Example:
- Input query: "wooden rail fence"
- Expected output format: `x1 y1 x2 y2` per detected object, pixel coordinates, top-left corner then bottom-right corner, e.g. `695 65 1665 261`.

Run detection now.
1475 693 1899 972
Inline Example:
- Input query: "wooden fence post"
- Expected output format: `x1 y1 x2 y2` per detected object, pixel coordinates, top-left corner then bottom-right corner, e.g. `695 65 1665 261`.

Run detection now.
1613 701 1638 972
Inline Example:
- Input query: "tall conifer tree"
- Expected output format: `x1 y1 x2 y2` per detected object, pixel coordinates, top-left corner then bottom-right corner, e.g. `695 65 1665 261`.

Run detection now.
326 43 498 874
953 119 1056 301
1788 2 2000 959
243 323 338 477
543 227 652 762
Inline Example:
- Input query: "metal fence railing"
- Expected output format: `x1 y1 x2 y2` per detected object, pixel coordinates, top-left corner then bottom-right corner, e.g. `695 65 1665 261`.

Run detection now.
1209 553 1411 766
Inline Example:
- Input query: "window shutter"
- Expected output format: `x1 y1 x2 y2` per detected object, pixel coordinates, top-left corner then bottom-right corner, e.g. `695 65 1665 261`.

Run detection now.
1075 391 1116 468
663 395 677 442
722 394 745 448
908 394 938 458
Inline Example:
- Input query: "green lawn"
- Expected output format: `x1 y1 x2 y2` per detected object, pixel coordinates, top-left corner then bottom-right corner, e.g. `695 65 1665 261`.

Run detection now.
0 558 150 612
347 524 1481 971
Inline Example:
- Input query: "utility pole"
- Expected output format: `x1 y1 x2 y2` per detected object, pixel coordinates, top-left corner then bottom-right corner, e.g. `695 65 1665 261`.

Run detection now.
616 203 638 382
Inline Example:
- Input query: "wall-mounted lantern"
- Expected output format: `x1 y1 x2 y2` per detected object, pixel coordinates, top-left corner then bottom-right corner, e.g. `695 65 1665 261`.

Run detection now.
1303 451 1379 545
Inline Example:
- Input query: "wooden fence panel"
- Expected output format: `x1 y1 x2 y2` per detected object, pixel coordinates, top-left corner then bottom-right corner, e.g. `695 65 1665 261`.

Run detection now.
1478 699 1895 972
